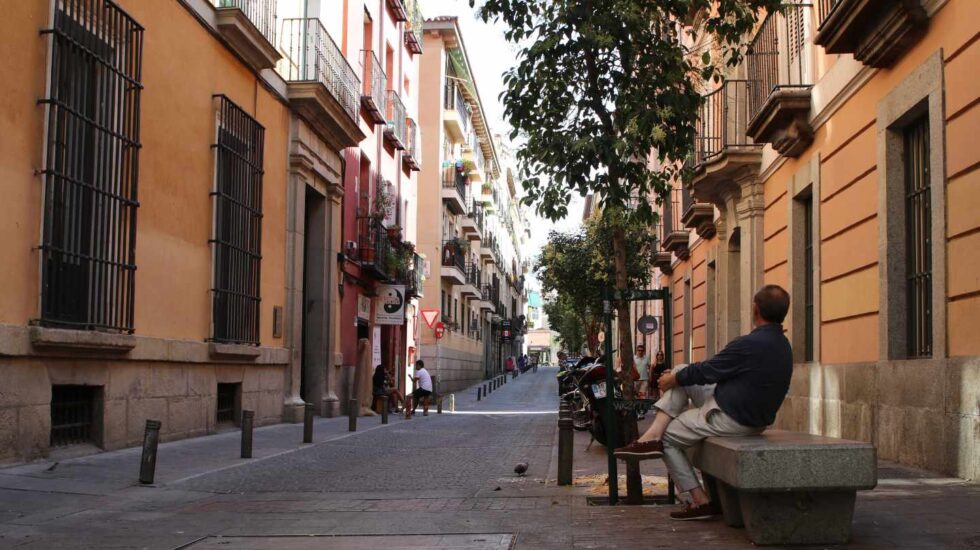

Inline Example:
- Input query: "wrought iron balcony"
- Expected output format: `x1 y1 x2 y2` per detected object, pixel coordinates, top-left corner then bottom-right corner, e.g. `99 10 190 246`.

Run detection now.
461 262 481 297
814 0 928 68
387 0 408 22
692 79 762 203
384 90 407 149
661 188 690 260
357 217 395 281
279 19 363 148
361 49 386 124
746 3 815 157
441 239 466 284
403 117 421 171
213 0 279 70
406 252 424 298
681 186 716 240
443 80 471 142
404 0 423 54
441 164 467 215
652 224 674 275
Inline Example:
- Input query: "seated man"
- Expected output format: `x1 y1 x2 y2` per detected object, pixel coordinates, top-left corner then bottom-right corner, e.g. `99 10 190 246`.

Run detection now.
410 360 433 416
614 285 793 521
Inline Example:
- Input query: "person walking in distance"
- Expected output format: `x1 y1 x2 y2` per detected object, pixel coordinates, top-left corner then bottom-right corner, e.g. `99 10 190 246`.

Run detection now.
614 285 794 521
650 350 669 399
633 344 650 419
410 360 433 416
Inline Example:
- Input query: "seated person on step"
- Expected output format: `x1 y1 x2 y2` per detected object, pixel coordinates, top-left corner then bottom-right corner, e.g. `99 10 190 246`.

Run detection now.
410 360 433 416
614 285 793 521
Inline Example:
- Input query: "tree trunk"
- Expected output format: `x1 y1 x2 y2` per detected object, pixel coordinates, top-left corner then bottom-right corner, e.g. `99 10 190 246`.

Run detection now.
612 215 642 504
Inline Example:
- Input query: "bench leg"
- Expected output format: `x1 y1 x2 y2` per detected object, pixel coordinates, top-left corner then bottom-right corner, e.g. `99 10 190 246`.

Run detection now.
738 490 857 545
703 475 743 528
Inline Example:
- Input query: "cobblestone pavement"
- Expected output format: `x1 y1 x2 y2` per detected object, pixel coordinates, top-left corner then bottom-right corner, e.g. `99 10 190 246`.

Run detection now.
0 367 978 549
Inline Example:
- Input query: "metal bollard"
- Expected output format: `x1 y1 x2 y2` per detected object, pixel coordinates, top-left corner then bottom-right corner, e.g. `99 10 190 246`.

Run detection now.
303 403 314 443
485 383 489 395
138 419 161 485
477 386 482 401
558 408 573 486
348 399 358 432
437 396 443 414
240 410 254 459
381 396 389 424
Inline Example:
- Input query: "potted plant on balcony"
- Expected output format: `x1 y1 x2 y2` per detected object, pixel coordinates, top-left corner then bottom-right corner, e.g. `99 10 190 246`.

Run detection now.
461 158 477 174
482 182 493 195
386 224 402 241
373 181 394 222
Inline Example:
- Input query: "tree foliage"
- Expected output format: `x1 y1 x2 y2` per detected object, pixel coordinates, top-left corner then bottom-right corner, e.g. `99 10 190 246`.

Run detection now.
474 0 778 399
537 216 658 356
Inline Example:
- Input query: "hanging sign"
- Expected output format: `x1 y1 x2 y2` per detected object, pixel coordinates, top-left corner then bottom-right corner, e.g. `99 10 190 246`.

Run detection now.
637 315 659 335
357 294 371 322
375 284 406 325
372 326 382 366
421 309 440 328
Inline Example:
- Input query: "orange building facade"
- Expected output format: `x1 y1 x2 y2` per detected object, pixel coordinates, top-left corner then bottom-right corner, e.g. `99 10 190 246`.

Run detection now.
649 0 980 479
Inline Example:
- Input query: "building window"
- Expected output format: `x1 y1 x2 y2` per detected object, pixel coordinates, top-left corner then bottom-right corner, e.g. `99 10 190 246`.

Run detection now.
39 2 144 332
802 196 815 362
210 95 265 345
216 383 241 425
50 385 100 447
904 116 931 358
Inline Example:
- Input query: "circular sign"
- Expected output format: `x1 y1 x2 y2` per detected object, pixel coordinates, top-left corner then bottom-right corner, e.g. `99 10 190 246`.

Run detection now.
434 322 446 339
637 315 659 335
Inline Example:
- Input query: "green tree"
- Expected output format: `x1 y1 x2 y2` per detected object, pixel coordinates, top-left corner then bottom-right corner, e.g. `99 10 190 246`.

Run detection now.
473 0 778 393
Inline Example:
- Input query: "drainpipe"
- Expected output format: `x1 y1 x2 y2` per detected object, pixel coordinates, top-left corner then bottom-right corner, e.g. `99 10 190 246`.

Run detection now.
301 0 309 79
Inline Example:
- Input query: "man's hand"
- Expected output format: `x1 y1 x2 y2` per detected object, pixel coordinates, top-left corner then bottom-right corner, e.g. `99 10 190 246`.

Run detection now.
658 371 677 393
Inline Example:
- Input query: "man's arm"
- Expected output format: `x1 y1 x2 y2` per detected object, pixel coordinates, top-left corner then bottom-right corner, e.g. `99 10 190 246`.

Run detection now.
675 336 751 386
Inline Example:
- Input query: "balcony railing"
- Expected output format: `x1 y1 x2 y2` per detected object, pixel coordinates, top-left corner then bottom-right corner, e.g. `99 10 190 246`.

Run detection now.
468 201 484 234
466 262 481 288
403 117 421 170
387 0 408 22
405 0 423 54
279 18 360 122
444 80 471 136
215 0 276 45
406 252 424 298
442 165 467 199
385 90 407 149
441 240 466 272
816 0 839 27
695 80 758 166
747 3 814 124
360 49 386 123
357 217 395 280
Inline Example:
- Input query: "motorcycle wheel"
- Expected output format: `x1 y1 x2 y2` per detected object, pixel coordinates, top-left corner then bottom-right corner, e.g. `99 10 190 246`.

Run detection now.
589 414 607 446
571 396 591 431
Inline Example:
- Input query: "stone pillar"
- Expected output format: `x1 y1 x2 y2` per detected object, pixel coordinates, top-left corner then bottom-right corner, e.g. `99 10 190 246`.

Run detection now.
735 176 765 334
282 168 308 423
322 183 343 417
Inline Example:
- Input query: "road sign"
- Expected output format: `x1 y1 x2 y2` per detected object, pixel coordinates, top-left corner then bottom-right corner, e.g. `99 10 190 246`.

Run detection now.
637 315 659 335
434 322 445 339
421 309 439 328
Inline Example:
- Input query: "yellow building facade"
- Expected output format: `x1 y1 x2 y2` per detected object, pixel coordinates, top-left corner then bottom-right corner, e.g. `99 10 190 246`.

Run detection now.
0 0 293 461
653 0 980 479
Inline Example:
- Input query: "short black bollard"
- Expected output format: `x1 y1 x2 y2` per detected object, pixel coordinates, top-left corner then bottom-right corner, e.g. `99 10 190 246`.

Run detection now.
485 383 489 395
303 402 314 443
381 396 389 424
558 407 573 486
477 386 482 401
437 396 443 414
348 399 358 432
241 410 254 459
138 419 161 485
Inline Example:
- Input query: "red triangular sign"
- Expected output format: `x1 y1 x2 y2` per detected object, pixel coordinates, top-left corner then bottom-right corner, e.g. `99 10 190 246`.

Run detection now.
421 309 439 328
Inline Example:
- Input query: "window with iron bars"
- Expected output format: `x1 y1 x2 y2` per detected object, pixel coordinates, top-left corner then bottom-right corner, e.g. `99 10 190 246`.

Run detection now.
38 0 144 332
904 116 931 358
210 95 265 345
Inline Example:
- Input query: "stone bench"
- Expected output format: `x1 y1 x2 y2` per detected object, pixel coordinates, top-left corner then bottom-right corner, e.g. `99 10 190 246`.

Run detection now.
693 430 877 545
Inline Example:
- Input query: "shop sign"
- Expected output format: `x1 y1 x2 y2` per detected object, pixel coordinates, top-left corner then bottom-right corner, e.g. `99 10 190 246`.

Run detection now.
357 294 371 321
375 284 406 325
372 326 382 366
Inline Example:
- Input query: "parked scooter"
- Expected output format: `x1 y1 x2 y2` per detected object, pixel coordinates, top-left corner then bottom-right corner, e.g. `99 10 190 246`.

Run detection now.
575 357 622 446
558 356 599 432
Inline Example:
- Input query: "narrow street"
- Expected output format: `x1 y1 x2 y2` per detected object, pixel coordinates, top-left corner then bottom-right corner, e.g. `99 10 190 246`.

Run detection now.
1 368 978 549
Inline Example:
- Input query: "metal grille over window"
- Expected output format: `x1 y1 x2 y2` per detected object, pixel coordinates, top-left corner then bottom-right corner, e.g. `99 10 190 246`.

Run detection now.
50 385 97 447
211 95 265 345
38 0 144 332
904 116 931 358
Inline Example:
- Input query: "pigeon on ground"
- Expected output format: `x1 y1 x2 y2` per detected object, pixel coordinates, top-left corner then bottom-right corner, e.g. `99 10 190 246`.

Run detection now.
514 462 528 476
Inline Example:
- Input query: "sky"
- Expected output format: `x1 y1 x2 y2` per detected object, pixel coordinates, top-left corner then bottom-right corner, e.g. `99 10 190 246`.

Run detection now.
421 0 585 291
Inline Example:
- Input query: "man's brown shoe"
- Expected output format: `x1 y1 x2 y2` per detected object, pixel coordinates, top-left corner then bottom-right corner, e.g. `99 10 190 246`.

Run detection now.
613 439 664 459
669 502 721 521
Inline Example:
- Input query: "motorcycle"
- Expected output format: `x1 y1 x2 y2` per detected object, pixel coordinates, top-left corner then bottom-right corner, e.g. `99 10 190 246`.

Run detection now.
558 357 599 432
575 358 624 446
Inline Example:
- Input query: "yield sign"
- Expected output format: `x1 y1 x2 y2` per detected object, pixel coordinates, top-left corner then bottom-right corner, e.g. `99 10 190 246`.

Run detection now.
421 309 439 328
